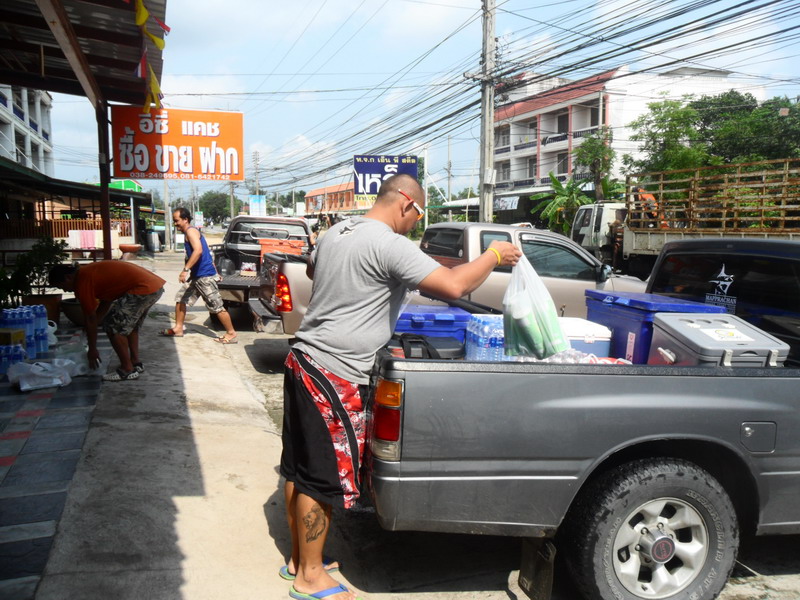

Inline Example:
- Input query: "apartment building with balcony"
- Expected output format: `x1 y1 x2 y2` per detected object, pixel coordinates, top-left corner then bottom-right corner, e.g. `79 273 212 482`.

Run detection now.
0 85 54 176
492 66 764 213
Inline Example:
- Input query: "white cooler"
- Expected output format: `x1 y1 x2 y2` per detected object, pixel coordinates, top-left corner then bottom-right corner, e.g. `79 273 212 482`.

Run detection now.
559 317 612 356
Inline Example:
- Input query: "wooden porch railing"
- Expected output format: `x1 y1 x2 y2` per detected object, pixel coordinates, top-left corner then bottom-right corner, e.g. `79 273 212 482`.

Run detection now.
0 219 132 240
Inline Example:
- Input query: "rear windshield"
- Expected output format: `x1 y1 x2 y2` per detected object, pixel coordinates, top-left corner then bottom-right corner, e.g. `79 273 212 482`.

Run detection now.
420 228 464 258
230 221 309 242
649 252 800 318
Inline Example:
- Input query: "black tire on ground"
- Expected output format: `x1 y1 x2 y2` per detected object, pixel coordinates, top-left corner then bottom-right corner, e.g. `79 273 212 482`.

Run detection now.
564 458 739 600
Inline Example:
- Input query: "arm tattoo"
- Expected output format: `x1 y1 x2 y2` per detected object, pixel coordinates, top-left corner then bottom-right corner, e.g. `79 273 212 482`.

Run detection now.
303 505 327 543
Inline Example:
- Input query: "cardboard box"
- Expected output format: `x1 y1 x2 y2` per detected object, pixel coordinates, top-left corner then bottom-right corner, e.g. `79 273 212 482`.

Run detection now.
0 328 26 346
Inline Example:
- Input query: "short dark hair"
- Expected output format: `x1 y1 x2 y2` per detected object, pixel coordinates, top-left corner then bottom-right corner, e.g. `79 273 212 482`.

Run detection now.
376 173 421 204
174 206 191 221
49 263 78 287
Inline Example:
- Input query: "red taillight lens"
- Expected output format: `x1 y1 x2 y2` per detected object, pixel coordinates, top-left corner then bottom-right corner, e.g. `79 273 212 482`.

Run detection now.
372 378 403 442
373 404 401 442
274 273 293 312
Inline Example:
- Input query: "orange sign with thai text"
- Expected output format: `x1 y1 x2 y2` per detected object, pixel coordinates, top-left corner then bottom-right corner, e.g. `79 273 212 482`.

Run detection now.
110 106 244 181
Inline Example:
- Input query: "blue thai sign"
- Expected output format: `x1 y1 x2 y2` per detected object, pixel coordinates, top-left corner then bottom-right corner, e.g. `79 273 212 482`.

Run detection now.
353 155 418 204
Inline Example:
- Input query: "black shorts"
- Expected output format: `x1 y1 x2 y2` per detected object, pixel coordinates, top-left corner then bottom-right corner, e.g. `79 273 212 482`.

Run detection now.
279 350 367 509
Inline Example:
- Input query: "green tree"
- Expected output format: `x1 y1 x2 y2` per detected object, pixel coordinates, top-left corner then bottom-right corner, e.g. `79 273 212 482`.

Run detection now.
573 126 616 201
530 173 593 234
705 97 800 162
457 187 477 199
199 190 242 222
623 97 715 174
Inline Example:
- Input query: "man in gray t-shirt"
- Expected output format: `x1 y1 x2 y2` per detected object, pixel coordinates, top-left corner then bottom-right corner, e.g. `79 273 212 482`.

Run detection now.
279 174 520 600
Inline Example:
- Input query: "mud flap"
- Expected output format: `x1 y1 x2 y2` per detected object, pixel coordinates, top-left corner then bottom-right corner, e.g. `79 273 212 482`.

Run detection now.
518 538 556 600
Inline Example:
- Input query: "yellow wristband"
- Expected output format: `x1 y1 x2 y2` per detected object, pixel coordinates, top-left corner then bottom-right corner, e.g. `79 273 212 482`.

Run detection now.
488 247 502 266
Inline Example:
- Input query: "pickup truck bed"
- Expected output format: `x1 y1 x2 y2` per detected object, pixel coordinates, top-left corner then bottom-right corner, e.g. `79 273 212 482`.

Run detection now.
366 352 800 600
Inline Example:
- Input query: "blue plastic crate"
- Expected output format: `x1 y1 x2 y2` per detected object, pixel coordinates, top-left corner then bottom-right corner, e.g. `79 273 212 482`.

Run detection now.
585 290 726 363
394 305 472 343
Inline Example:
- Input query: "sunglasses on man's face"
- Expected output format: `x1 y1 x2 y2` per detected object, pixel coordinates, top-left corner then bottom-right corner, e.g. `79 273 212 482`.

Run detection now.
397 189 424 221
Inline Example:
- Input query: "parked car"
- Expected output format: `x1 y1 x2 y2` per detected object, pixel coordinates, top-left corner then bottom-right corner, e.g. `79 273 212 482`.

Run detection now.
420 222 647 317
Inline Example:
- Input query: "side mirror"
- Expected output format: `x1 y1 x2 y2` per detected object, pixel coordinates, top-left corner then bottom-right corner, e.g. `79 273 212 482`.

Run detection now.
597 263 612 283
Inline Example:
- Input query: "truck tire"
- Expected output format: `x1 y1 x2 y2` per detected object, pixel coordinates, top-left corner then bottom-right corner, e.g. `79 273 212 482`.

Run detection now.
564 458 738 600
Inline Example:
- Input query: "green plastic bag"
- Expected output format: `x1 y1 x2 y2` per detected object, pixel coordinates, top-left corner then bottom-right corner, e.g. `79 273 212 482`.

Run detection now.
502 254 569 359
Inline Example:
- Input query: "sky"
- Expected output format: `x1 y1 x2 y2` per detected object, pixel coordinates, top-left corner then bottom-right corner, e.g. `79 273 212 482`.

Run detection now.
49 0 800 206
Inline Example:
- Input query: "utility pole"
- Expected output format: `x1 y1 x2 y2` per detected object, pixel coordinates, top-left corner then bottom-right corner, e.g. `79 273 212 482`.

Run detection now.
478 0 496 223
447 135 452 205
253 151 260 197
229 181 235 219
423 147 429 230
163 179 172 251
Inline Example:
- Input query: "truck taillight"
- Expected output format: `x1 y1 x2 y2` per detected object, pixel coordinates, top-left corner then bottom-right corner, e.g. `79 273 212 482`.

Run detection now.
274 273 293 312
371 378 403 461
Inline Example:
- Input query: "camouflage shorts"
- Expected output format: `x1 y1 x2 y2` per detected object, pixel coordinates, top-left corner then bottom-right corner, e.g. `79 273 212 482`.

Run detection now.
103 287 164 337
174 276 225 314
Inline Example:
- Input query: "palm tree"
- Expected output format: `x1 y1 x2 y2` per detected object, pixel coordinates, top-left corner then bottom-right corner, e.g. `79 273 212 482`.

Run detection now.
530 173 593 235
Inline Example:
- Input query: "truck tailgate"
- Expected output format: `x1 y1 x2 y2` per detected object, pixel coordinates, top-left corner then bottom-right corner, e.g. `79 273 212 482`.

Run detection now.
218 273 265 289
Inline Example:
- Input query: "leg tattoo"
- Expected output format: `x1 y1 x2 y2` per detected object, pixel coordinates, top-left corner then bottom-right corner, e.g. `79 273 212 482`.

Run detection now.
302 505 327 543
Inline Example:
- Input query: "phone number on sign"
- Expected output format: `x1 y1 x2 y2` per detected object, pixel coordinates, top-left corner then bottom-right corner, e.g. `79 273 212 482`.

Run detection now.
125 173 233 180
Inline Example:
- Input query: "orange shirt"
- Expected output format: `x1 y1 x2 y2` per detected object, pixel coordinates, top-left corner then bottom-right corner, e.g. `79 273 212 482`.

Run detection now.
74 261 166 313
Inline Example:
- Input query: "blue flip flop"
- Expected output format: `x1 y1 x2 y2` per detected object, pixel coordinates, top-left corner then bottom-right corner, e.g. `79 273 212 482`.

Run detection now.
279 557 339 581
289 583 359 600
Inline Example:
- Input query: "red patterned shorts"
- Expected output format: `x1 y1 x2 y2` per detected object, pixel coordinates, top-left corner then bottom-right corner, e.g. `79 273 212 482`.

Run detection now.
280 349 367 509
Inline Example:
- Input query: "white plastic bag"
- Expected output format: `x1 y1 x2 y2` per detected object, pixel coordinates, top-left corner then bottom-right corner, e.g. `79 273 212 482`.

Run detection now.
7 361 72 391
502 254 569 359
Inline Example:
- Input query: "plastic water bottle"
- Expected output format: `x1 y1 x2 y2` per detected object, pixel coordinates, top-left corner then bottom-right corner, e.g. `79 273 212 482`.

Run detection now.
466 316 474 360
35 305 47 331
489 317 505 361
23 308 35 337
478 318 490 361
11 343 25 365
0 345 9 376
26 333 37 360
36 329 48 356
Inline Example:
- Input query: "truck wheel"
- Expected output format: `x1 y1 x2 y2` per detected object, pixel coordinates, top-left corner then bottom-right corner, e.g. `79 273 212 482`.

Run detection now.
565 458 738 600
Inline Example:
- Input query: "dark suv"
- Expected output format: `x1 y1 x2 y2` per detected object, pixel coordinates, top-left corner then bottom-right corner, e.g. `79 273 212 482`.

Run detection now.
647 238 800 366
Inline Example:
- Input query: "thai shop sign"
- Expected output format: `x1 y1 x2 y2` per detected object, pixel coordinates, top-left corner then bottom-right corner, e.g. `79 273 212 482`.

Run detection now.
111 107 244 181
353 155 418 205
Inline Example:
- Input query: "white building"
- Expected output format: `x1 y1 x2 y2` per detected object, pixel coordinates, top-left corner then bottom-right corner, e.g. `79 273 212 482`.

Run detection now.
0 85 54 176
493 66 765 201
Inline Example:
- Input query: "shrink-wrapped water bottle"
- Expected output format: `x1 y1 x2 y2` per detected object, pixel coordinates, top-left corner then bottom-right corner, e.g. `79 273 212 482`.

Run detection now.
11 343 25 365
36 329 48 355
489 317 505 361
35 305 48 331
0 345 10 376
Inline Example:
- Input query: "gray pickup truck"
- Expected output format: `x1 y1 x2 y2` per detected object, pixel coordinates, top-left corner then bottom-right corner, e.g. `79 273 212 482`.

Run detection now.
365 238 800 600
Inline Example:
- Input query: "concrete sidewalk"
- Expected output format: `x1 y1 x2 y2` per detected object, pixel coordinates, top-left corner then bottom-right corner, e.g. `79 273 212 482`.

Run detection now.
6 251 304 600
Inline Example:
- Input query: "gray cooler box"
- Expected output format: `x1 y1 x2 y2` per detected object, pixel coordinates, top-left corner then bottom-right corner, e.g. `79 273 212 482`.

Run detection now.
647 313 790 368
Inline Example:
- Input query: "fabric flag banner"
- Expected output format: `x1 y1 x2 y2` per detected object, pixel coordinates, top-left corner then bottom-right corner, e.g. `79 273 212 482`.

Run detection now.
148 65 163 107
134 0 149 26
143 27 165 50
154 16 171 35
135 49 147 78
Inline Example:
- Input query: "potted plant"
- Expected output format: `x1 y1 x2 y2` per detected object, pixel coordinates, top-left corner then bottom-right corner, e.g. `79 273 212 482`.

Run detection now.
0 237 69 322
